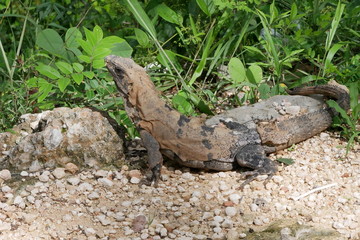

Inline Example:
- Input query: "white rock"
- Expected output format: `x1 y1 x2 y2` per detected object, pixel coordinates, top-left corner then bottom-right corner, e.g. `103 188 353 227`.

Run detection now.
39 173 50 182
160 228 167 237
20 171 29 177
225 207 237 217
122 201 132 207
0 220 11 231
1 185 12 193
84 228 96 236
115 212 125 221
27 195 36 204
213 216 224 223
62 214 72 221
13 196 25 208
181 172 195 180
229 194 241 204
88 192 100 200
67 177 80 186
94 170 108 177
97 214 111 226
78 182 94 192
0 169 11 180
130 177 141 184
213 226 222 233
52 168 66 179
98 178 113 187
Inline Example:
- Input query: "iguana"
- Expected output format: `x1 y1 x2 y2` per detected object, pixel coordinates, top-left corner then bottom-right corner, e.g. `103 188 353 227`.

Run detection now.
105 55 350 188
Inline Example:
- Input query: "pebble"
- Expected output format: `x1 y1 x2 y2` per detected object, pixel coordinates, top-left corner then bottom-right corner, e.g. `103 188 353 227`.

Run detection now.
225 207 237 217
98 178 113 187
130 177 141 184
229 194 241 204
52 168 66 179
67 177 80 186
65 163 79 174
20 171 29 177
87 192 100 200
96 214 111 226
0 169 11 180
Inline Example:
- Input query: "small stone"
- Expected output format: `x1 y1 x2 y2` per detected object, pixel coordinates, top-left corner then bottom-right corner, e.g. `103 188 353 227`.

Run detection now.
23 213 38 224
130 177 141 184
84 228 96 236
115 212 125 221
122 201 132 207
132 215 147 232
98 178 113 187
13 196 25 208
214 216 224 223
227 229 239 240
181 172 195 180
225 207 237 217
20 171 29 177
65 163 79 174
52 168 66 179
223 201 234 207
97 214 111 226
229 194 242 204
94 170 108 177
38 173 50 182
285 106 300 115
88 192 100 200
213 226 222 233
1 186 12 193
77 182 94 192
0 169 11 181
67 177 80 186
0 221 11 231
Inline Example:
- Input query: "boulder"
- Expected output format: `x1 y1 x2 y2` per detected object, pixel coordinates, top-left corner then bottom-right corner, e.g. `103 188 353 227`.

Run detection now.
0 107 125 172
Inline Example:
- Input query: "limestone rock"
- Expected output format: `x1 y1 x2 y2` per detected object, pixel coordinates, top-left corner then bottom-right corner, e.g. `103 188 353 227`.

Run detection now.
0 107 125 172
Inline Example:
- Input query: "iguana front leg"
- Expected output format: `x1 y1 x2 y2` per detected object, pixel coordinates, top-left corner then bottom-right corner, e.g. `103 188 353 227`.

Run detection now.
236 144 278 189
139 130 163 187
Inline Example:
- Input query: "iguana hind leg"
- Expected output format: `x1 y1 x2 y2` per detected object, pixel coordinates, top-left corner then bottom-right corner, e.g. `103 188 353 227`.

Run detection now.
235 144 278 189
140 130 163 187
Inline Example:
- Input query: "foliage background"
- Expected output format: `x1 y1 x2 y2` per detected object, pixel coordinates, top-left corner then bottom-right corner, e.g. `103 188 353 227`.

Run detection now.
0 0 359 142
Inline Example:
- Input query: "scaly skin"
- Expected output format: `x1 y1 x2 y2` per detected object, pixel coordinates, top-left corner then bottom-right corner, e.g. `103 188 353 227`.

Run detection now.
105 55 350 188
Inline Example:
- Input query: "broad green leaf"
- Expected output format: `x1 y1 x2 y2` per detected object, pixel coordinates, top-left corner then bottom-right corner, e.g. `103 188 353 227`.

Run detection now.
172 93 193 115
277 158 295 165
38 82 53 103
58 77 70 92
73 63 84 72
246 64 263 84
77 39 93 56
71 73 84 85
55 61 73 75
100 36 125 48
84 27 97 48
156 3 183 25
244 46 266 58
196 0 214 16
111 42 133 58
290 3 297 21
258 83 271 99
27 77 47 87
93 25 103 42
83 71 95 79
36 29 67 59
36 64 61 80
93 48 111 59
93 59 105 69
89 79 99 88
228 58 246 83
134 28 150 47
65 27 82 48
78 55 91 63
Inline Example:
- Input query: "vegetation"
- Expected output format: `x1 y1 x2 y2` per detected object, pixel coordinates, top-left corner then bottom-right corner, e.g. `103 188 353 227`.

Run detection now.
0 0 359 146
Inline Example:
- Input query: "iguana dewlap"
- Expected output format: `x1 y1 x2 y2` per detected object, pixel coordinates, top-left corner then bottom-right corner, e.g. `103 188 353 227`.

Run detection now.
105 55 350 188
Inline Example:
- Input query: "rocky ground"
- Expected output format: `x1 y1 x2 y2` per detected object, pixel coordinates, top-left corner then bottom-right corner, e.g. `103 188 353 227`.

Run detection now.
0 132 359 240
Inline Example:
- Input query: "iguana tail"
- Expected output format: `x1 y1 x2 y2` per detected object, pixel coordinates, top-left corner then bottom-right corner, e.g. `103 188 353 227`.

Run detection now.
286 84 350 114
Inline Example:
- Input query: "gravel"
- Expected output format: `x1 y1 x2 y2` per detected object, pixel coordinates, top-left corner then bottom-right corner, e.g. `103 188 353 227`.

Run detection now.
0 133 358 239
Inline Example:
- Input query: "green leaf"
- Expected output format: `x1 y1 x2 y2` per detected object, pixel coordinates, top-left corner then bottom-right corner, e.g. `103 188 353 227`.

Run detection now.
58 77 70 92
100 36 125 48
83 71 95 79
93 25 103 42
124 0 157 39
324 43 344 73
269 1 278 24
156 3 183 25
196 0 214 16
55 61 73 75
134 28 150 47
258 83 271 99
111 41 133 58
36 64 61 80
246 64 263 84
93 47 111 59
77 39 93 56
290 3 297 21
172 92 194 115
277 158 295 165
38 81 53 103
244 46 266 57
71 73 84 85
84 27 97 48
36 29 67 59
93 59 105 69
327 100 353 127
228 58 246 83
65 27 82 48
78 55 91 63
72 63 84 73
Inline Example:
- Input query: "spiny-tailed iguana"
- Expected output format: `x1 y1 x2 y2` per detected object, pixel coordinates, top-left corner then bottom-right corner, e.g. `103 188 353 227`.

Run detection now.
105 55 350 188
